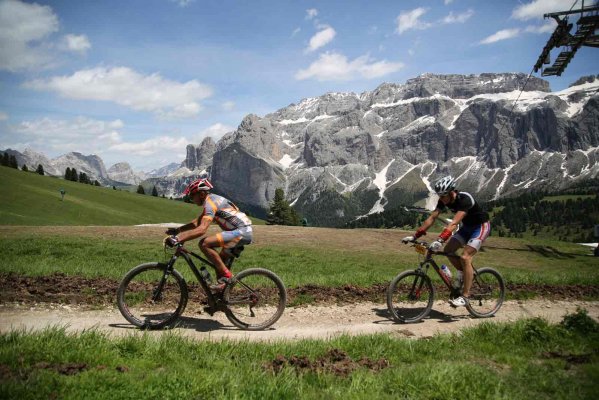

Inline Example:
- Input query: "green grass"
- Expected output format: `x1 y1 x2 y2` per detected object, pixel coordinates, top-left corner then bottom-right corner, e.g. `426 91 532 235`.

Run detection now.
1 312 597 399
0 166 264 225
0 232 597 288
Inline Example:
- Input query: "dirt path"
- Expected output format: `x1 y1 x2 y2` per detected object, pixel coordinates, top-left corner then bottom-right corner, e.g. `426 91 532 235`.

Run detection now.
1 300 597 342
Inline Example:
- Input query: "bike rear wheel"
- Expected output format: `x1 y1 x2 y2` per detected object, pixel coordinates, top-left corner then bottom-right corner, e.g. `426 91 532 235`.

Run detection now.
116 263 188 329
224 268 286 330
386 270 435 323
465 267 505 318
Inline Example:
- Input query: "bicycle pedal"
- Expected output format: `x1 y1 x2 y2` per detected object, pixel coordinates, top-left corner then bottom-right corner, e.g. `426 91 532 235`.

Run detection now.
203 306 215 316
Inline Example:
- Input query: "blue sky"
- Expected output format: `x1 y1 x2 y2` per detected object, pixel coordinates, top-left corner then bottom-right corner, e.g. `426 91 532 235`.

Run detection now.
0 0 597 171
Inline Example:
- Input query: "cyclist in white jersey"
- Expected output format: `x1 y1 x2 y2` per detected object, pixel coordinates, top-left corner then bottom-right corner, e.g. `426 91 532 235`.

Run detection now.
164 178 252 291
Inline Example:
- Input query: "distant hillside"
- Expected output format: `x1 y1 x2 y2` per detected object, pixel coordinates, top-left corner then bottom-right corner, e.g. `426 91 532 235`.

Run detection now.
0 166 264 226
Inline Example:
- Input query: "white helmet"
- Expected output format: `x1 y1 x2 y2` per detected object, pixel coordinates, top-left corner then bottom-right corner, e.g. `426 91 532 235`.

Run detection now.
434 176 456 195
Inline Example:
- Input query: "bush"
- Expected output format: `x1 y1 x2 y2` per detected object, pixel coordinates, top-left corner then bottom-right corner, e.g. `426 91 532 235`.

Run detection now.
560 307 599 334
521 318 553 343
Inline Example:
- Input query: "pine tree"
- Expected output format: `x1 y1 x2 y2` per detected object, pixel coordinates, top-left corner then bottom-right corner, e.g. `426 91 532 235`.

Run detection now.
93 180 101 186
78 172 89 184
21 164 28 172
152 186 158 197
65 167 71 180
137 185 145 194
1 153 9 166
267 188 301 225
36 164 44 175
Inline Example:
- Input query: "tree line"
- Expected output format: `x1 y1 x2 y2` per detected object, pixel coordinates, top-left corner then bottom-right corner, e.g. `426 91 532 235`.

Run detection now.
64 167 101 186
486 193 599 242
2 153 46 176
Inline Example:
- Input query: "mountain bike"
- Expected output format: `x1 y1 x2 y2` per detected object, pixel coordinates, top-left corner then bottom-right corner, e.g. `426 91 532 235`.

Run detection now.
116 242 287 330
386 240 505 323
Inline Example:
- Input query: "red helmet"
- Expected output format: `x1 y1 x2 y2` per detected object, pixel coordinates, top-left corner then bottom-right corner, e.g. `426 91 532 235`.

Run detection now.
183 178 213 196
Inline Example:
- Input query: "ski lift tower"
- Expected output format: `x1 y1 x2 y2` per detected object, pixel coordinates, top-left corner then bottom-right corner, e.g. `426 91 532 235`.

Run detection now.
533 1 599 76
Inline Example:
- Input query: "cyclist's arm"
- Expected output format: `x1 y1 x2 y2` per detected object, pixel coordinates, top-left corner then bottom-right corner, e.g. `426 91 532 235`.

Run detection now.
176 217 201 233
175 216 212 242
445 211 466 233
419 208 441 231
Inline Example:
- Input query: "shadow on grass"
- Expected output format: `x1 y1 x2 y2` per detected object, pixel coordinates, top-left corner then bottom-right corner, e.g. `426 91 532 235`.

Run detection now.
483 244 582 259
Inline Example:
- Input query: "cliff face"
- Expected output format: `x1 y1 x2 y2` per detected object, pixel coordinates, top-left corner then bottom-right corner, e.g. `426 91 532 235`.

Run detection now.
207 73 598 223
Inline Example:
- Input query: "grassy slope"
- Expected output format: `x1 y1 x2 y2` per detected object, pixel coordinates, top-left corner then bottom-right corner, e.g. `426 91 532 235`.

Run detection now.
0 166 264 225
0 226 597 289
1 316 597 399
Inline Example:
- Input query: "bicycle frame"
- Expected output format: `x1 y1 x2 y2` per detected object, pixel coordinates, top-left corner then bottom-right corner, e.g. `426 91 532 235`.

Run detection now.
160 245 228 314
413 242 468 297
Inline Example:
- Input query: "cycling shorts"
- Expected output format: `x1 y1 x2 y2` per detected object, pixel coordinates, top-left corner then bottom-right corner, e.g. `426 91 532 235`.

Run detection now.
215 226 253 249
451 221 490 251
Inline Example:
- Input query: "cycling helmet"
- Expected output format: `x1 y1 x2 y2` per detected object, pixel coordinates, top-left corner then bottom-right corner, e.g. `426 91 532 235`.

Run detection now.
183 178 213 196
434 176 456 196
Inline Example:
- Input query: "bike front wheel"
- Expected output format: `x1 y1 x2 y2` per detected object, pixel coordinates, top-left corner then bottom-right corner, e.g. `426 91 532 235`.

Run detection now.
116 263 188 329
223 268 287 330
386 270 435 323
466 267 505 318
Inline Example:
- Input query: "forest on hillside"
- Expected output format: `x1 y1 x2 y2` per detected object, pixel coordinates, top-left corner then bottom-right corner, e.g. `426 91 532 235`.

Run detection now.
346 187 599 243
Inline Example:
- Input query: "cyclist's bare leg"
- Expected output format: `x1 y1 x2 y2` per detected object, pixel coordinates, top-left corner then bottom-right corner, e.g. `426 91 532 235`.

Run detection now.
460 245 478 297
443 238 463 271
199 236 231 278
219 249 232 267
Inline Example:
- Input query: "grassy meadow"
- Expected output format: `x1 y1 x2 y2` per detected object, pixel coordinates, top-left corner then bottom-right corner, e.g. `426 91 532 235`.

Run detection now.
1 311 598 399
0 225 597 293
0 166 264 226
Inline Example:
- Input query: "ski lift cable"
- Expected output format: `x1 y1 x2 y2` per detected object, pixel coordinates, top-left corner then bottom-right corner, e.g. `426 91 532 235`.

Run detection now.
497 1 586 139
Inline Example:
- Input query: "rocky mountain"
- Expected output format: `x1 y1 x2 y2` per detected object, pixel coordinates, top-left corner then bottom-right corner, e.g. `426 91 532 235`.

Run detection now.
107 162 145 185
51 152 111 184
208 73 598 225
145 163 180 178
5 72 598 227
1 148 121 185
138 137 218 198
184 137 216 170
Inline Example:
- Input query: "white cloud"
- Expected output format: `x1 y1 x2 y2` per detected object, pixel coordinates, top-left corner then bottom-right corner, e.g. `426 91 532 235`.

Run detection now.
0 111 8 121
191 123 234 142
62 34 91 54
222 101 235 111
479 28 521 44
170 0 195 7
295 51 404 81
1 116 235 169
5 116 124 153
444 0 454 4
110 135 189 156
525 20 557 33
306 8 318 20
395 8 431 35
442 9 475 24
24 66 213 119
512 0 568 21
306 25 336 53
0 0 59 71
291 27 301 37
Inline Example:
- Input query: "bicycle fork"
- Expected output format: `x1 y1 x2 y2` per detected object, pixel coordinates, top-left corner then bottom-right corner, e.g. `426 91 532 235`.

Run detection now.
152 257 178 302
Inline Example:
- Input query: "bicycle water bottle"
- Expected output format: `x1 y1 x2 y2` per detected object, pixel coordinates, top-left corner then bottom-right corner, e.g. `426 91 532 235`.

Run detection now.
200 266 212 284
440 264 452 280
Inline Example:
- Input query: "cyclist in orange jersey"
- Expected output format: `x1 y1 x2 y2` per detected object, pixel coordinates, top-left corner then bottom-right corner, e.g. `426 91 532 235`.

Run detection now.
164 178 253 291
